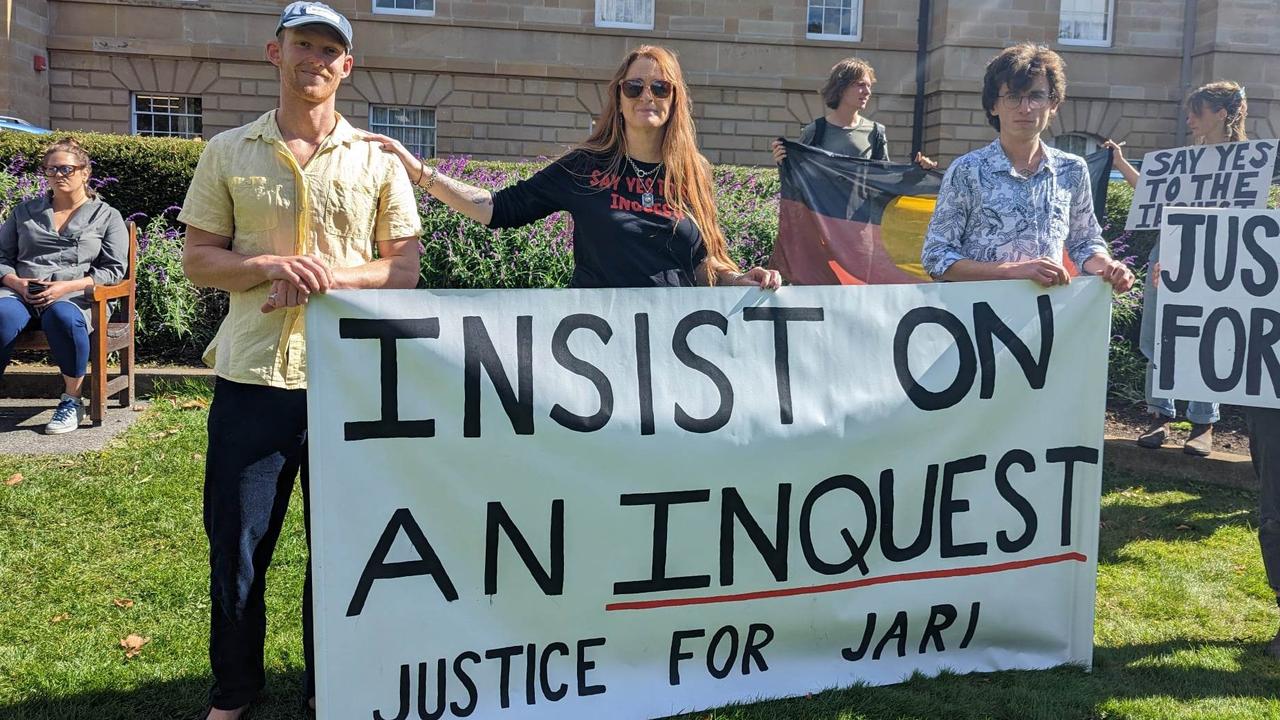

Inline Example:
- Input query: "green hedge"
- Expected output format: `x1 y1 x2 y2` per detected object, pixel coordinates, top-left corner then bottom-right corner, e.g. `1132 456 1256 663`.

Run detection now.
4 134 1275 394
0 132 204 223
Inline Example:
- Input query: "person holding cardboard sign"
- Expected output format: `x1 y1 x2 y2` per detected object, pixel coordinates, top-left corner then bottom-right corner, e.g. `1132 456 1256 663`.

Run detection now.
1104 80 1249 455
920 43 1134 293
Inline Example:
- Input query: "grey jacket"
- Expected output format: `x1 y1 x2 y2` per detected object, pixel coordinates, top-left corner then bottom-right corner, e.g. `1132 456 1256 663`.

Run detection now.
0 195 129 329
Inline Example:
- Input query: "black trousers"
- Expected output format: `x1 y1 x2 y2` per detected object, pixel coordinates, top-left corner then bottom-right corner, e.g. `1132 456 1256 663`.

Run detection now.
204 377 314 709
1250 406 1280 599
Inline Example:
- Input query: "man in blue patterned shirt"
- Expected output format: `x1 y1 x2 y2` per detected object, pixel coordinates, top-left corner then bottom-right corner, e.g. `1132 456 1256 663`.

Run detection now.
922 43 1134 292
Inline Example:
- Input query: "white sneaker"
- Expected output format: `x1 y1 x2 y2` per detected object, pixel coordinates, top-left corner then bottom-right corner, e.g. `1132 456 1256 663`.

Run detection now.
45 394 85 434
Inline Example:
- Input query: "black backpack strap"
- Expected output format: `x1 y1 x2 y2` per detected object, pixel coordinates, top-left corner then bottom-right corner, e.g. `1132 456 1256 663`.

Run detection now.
813 117 828 146
870 122 888 161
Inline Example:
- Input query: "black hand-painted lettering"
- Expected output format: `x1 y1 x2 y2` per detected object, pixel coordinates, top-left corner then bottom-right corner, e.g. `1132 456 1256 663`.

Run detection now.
339 318 438 441
742 306 825 424
463 315 533 437
672 310 734 433
348 508 458 617
550 314 614 433
614 490 712 594
484 500 564 596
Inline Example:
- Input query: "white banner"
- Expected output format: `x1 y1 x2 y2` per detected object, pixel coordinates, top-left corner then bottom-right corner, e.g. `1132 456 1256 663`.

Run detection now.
1124 139 1277 230
1152 207 1280 408
306 281 1111 720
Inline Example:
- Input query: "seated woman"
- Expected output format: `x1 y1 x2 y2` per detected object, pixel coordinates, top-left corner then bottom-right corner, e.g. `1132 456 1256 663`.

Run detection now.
0 137 128 434
771 57 936 169
367 44 781 290
1103 80 1248 455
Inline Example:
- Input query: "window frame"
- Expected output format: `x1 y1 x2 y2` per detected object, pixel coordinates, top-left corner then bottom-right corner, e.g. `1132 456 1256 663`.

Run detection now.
371 0 435 18
369 104 438 160
1057 0 1114 48
1050 132 1101 158
805 0 863 43
594 0 655 30
130 93 203 139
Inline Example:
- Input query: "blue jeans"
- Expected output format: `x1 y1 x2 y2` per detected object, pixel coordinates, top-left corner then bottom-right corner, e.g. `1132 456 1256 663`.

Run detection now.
1144 363 1220 424
204 377 313 710
0 296 89 378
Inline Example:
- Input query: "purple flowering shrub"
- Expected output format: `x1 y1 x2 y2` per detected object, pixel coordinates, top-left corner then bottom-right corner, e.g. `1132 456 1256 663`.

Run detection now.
132 210 227 360
3 149 1222 396
417 157 575 289
416 158 781 289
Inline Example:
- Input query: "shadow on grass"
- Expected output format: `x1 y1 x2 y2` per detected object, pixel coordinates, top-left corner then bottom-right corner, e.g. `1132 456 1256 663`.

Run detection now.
666 639 1280 720
0 671 309 720
6 640 1278 720
1098 473 1259 566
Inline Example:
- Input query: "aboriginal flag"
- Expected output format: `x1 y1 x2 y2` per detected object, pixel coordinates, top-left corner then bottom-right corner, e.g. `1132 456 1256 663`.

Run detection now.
769 141 1115 285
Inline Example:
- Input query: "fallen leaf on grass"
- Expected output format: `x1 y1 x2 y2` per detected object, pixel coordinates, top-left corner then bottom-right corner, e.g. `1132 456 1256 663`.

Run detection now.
192 453 204 461
113 598 135 610
5 473 22 487
148 429 179 439
1234 564 1247 574
50 613 70 623
131 405 146 412
120 634 150 659
180 399 209 410
1175 524 1193 531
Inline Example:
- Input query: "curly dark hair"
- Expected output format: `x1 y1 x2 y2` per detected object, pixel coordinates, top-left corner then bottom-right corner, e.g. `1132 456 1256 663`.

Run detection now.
981 43 1067 131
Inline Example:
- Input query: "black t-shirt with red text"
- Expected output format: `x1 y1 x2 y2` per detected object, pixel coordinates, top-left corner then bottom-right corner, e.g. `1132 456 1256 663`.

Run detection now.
488 150 707 288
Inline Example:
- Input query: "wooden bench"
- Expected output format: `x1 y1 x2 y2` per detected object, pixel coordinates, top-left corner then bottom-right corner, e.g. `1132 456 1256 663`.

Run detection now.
13 221 137 424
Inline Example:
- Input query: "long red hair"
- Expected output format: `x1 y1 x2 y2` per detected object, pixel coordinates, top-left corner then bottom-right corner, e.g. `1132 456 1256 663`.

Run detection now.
578 45 737 283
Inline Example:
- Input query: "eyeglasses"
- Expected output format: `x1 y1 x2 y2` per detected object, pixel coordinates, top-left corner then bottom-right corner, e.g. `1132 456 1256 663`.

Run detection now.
620 79 673 100
41 164 85 178
998 91 1053 110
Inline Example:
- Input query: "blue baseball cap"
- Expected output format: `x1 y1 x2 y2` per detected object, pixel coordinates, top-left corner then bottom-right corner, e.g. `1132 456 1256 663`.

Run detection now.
276 2 354 50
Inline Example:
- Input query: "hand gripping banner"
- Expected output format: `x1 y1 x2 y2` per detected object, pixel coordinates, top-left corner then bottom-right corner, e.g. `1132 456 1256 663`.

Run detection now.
306 281 1110 719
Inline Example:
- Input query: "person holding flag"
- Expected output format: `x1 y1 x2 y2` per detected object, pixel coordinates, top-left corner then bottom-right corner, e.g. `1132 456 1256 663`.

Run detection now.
770 57 936 169
921 42 1133 293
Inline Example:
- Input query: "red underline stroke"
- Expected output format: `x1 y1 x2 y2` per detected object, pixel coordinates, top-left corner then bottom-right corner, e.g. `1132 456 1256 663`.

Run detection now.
604 551 1088 612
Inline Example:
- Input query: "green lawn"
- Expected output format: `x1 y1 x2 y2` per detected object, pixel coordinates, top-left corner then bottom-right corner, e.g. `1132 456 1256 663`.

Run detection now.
2 389 1278 720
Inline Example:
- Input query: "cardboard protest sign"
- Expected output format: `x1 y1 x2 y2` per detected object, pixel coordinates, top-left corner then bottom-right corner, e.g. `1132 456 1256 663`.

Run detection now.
306 281 1111 719
1152 208 1280 407
1125 139 1277 230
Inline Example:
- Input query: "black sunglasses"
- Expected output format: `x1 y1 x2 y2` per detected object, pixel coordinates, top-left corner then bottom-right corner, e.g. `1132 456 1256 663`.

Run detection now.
41 164 85 178
620 79 673 100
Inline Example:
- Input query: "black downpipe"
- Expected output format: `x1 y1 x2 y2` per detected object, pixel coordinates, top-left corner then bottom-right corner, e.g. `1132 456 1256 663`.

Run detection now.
911 0 932 158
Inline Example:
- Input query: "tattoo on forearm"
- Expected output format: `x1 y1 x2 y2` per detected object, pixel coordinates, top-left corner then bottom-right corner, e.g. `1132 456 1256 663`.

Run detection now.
439 173 493 208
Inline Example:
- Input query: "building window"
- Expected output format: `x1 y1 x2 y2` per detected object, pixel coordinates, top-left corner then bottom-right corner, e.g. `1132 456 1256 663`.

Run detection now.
372 0 434 17
1058 0 1113 47
132 94 202 139
595 0 653 30
1051 133 1100 158
806 0 862 42
370 105 436 159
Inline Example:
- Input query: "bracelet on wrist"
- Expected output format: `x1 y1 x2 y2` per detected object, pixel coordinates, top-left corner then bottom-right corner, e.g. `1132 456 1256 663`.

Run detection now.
422 165 438 193
415 161 426 186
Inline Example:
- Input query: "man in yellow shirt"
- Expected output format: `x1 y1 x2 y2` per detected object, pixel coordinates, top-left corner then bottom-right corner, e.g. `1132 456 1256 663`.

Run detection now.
178 3 421 718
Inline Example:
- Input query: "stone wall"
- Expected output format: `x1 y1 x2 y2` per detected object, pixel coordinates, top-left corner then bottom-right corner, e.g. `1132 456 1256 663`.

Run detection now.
0 0 51 127
37 0 1280 166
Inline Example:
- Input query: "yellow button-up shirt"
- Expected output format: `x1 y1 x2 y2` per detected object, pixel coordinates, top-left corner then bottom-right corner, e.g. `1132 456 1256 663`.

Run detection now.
179 110 421 389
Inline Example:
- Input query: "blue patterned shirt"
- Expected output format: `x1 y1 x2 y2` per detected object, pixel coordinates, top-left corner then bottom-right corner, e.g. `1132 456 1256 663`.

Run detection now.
922 139 1109 279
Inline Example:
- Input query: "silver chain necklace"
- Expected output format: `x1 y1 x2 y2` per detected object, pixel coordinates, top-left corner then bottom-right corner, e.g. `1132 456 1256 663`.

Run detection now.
625 155 664 208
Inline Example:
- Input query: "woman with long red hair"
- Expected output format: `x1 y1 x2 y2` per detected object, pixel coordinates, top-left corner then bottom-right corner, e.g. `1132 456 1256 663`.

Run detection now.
367 45 780 289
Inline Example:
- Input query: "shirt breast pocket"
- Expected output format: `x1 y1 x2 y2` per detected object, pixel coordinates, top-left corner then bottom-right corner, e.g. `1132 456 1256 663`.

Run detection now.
228 176 281 233
73 229 104 266
325 180 376 239
1048 187 1074 227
